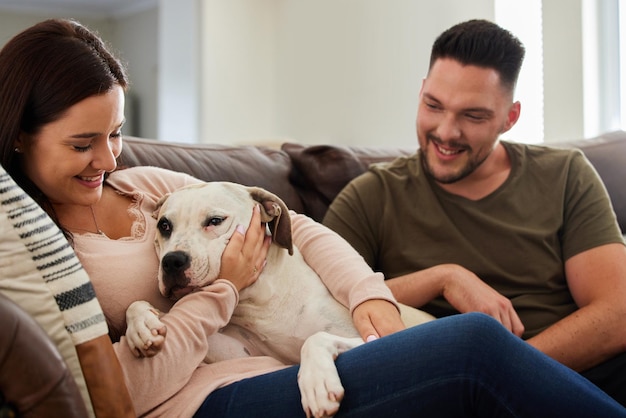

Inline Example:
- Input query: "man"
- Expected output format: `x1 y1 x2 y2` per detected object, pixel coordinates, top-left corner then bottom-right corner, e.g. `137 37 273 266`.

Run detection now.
323 19 626 405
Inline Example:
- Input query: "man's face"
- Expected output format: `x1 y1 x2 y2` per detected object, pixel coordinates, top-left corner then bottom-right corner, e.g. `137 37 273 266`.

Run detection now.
416 58 520 185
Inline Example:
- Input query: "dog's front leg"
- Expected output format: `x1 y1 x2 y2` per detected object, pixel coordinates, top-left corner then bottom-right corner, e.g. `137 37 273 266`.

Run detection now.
125 300 167 357
298 332 363 418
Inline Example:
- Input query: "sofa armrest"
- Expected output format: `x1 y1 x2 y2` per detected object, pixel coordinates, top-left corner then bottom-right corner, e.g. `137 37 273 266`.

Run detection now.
0 293 88 417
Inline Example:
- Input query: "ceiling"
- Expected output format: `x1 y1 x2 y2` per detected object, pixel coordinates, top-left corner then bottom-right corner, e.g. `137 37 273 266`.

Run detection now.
0 0 157 18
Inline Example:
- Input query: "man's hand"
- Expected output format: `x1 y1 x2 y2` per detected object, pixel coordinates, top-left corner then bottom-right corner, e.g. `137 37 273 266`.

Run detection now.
352 299 405 342
388 264 524 337
442 264 525 336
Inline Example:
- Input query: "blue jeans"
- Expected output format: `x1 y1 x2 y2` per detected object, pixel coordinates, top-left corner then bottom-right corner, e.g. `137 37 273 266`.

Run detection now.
582 350 626 406
194 313 626 417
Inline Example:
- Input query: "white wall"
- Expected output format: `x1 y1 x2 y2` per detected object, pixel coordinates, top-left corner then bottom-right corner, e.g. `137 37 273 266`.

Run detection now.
0 13 112 45
193 0 614 145
111 7 159 139
157 0 199 143
199 0 494 147
0 1 605 146
272 1 494 147
543 0 585 142
199 0 279 145
0 9 153 139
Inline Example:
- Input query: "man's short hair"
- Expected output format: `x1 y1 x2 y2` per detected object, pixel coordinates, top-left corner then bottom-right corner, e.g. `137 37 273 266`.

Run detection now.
429 19 525 92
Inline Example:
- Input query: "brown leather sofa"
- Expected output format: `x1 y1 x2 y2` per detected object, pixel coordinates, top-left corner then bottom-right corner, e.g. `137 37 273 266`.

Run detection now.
3 130 626 416
0 292 88 417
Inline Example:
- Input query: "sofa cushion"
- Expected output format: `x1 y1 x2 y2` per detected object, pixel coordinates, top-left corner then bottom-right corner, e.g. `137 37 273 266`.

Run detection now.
282 142 414 222
120 136 305 213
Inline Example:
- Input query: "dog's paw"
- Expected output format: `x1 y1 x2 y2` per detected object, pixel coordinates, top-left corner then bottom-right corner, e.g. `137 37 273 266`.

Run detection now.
125 300 167 358
297 332 363 418
298 364 344 418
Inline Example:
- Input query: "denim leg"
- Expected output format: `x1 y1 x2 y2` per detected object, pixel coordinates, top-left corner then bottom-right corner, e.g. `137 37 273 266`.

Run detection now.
195 313 626 418
582 351 626 407
334 312 626 417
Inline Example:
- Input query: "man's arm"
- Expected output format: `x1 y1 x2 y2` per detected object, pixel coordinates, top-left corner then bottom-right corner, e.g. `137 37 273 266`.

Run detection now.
527 243 626 371
386 263 525 336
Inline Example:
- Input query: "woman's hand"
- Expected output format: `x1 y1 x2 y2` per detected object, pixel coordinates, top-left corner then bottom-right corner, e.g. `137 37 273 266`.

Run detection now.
218 205 271 292
352 299 405 342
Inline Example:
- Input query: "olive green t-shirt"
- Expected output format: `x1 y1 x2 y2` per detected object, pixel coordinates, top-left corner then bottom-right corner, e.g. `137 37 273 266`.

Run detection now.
323 141 625 338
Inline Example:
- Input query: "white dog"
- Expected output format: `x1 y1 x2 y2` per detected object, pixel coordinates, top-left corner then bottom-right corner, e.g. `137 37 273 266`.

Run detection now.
126 182 433 417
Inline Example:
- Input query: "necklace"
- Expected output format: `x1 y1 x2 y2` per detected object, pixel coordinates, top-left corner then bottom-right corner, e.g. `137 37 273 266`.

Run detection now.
89 205 106 236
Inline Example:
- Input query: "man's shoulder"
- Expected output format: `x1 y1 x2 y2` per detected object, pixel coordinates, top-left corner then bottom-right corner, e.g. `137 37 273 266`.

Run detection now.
503 140 583 159
368 152 421 175
338 153 421 200
503 140 588 173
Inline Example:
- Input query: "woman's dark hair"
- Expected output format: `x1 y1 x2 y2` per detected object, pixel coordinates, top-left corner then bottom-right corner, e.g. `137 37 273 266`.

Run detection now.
429 19 525 93
0 18 129 235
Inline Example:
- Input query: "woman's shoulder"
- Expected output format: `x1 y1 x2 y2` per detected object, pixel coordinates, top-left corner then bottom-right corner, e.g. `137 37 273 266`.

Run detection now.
111 165 185 179
107 166 200 196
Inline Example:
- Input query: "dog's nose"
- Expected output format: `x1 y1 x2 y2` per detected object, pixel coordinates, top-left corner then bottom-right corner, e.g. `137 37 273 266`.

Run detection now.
162 251 190 275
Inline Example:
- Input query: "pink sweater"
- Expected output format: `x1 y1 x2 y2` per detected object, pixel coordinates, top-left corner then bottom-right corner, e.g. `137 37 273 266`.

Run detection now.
73 166 396 417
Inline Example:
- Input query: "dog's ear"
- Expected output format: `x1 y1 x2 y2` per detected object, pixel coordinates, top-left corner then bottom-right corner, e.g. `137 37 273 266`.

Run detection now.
152 193 171 219
248 187 293 255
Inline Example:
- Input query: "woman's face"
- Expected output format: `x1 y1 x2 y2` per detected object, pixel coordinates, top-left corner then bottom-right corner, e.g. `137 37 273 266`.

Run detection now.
18 85 125 208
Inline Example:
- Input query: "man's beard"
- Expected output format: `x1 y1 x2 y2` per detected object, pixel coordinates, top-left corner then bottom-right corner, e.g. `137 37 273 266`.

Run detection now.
421 139 492 184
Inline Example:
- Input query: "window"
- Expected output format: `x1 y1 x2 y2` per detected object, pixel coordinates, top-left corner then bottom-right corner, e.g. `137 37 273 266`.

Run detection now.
585 0 621 137
617 0 626 130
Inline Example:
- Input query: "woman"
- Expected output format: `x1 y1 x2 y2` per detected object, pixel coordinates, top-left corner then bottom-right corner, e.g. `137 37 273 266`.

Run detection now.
1 18 624 418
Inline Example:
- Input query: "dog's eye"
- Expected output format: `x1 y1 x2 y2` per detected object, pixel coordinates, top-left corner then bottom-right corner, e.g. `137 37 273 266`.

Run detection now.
157 218 172 238
203 216 225 228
